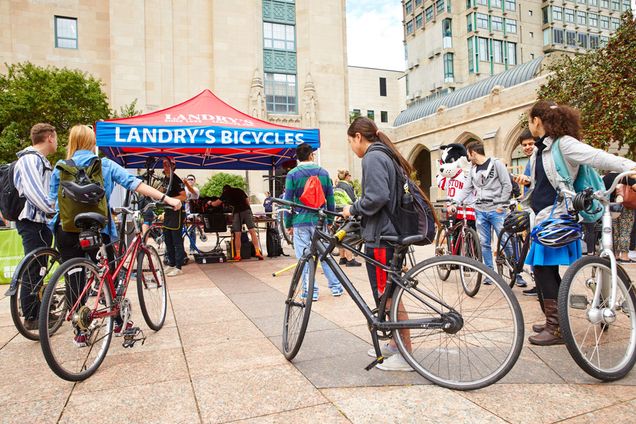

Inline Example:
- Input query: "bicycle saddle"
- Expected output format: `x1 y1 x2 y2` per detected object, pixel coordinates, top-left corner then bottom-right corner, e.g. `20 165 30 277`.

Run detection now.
379 234 425 245
74 212 107 230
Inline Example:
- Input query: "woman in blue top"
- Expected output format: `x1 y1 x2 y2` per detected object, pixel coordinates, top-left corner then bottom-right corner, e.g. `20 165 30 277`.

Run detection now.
49 125 181 342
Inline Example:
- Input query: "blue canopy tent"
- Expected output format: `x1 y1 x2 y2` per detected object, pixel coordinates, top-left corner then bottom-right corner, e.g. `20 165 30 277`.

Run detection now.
95 89 320 170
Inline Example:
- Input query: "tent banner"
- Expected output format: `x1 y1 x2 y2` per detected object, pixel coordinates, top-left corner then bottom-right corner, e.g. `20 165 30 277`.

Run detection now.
96 123 320 150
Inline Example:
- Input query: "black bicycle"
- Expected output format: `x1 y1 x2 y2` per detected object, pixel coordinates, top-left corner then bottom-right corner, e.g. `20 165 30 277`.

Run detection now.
496 200 533 288
274 198 524 390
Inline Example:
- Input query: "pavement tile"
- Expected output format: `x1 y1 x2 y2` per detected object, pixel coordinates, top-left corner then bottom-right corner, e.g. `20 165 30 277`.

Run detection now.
269 328 370 363
461 384 636 424
322 386 505 423
251 312 338 338
192 364 326 423
230 290 286 319
560 399 636 423
236 403 351 423
106 325 183 356
0 395 67 424
499 347 565 384
171 301 246 326
179 319 264 348
61 379 200 424
185 337 286 378
0 324 18 347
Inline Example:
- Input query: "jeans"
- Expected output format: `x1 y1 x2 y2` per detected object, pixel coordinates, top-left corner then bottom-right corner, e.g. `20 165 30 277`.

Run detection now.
15 220 52 320
476 209 523 285
164 227 185 269
293 226 343 295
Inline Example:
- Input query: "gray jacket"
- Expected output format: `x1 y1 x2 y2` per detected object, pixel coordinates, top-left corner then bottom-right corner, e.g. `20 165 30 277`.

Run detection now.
350 144 398 245
523 135 636 224
457 158 512 212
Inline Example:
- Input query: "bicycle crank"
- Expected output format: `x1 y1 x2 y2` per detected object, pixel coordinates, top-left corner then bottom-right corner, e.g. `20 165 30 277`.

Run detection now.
122 327 146 348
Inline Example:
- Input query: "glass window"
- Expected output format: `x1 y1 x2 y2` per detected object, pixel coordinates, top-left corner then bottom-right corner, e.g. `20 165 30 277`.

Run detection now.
506 42 516 65
492 0 503 9
416 13 423 28
468 37 475 72
565 9 575 23
590 34 600 49
381 111 388 123
492 40 503 63
601 0 609 8
600 35 609 47
566 30 576 46
600 15 610 29
611 0 620 11
416 0 423 6
505 19 517 33
406 20 414 34
467 0 473 8
611 18 620 30
467 13 474 32
577 0 587 5
405 0 413 14
55 16 77 49
577 33 588 48
588 13 598 27
543 28 552 45
477 0 488 6
505 0 516 11
478 37 489 61
577 11 586 26
379 77 387 96
436 0 445 13
553 28 564 44
442 18 452 36
265 73 297 114
263 22 295 51
367 110 375 121
444 53 454 82
543 7 549 24
589 0 598 5
425 6 434 21
553 6 563 21
622 0 631 12
492 16 504 31
477 13 489 29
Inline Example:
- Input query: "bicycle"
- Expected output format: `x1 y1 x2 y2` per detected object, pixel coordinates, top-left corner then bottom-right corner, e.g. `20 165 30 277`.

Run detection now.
275 205 293 246
5 246 65 341
274 198 524 390
38 203 168 381
433 202 482 296
557 172 636 381
496 199 533 289
143 212 218 260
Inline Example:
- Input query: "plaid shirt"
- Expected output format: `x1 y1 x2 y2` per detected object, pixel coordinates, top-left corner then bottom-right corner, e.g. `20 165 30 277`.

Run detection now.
13 147 54 223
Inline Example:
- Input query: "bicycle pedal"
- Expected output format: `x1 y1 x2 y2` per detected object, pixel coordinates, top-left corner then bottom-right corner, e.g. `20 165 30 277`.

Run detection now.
122 327 146 348
569 294 589 310
364 356 384 371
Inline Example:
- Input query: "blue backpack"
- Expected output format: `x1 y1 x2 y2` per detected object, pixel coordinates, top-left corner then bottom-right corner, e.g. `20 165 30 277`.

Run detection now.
551 138 604 223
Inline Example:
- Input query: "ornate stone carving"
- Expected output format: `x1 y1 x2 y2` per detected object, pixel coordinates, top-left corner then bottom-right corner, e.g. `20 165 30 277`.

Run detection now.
249 68 266 119
302 73 318 127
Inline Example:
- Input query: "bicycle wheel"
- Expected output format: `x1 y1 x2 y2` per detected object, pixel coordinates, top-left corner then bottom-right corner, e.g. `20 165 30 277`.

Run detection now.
459 228 483 297
277 210 293 246
391 255 524 390
282 255 316 360
137 245 168 330
9 248 64 341
143 226 165 257
558 256 636 381
434 227 451 281
496 229 517 288
39 258 114 381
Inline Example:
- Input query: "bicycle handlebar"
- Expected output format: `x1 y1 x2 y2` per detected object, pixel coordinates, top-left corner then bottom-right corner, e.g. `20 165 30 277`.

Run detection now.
272 198 344 218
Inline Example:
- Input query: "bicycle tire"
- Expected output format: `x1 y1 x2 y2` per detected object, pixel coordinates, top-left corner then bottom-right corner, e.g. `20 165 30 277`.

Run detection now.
39 258 114 381
459 227 483 297
143 226 166 257
184 222 215 254
9 248 64 341
434 227 451 281
496 229 517 288
282 255 315 360
137 245 168 331
277 210 293 246
558 256 636 381
392 255 524 390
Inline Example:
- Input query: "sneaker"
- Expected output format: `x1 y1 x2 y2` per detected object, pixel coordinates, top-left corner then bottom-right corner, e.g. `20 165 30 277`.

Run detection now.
114 321 133 337
515 277 528 288
483 279 493 285
346 259 362 267
164 266 175 274
339 257 348 265
300 291 319 302
74 333 88 348
523 287 539 296
331 287 345 297
376 353 414 372
255 250 264 261
629 250 636 261
24 319 38 331
232 255 241 262
367 342 399 358
166 268 183 277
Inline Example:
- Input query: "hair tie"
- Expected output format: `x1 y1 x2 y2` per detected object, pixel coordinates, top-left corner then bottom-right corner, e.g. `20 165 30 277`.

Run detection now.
550 104 559 109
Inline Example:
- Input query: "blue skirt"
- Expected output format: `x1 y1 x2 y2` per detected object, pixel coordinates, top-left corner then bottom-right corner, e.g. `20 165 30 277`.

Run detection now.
525 240 582 266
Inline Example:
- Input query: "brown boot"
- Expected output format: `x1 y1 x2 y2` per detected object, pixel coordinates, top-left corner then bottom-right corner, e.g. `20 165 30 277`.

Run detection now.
528 299 564 345
532 323 545 333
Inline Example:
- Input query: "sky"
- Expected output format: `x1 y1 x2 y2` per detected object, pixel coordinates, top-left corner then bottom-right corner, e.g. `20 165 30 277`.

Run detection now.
346 0 405 71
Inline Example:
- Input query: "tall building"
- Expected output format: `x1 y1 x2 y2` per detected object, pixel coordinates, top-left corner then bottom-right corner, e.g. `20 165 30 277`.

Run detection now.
0 0 350 189
401 0 631 104
348 66 406 130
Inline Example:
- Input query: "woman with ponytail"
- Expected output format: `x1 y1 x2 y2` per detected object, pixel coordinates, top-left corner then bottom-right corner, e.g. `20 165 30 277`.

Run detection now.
342 116 437 372
524 100 636 345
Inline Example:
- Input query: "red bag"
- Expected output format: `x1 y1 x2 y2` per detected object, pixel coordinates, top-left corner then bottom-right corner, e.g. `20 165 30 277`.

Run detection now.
299 176 326 208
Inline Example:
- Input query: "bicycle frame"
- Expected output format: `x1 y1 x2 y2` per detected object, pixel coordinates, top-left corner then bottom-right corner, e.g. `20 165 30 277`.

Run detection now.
443 204 473 255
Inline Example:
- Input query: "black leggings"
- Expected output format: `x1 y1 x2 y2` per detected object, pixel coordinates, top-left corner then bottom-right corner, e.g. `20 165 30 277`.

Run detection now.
533 265 561 301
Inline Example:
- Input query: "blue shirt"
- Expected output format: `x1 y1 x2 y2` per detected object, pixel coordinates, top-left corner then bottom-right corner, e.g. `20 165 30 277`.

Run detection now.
523 160 531 195
49 150 142 239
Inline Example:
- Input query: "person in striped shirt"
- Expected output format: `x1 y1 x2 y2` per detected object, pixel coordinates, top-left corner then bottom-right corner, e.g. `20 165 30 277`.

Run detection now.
13 123 58 330
283 143 344 300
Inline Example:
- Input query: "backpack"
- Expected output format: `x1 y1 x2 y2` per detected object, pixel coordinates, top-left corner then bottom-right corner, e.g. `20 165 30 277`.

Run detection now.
266 226 284 257
299 175 326 209
371 144 436 245
551 138 604 223
510 174 521 198
0 151 46 221
57 157 108 232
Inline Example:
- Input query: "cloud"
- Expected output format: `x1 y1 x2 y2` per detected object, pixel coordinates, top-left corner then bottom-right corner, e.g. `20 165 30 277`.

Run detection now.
347 0 405 71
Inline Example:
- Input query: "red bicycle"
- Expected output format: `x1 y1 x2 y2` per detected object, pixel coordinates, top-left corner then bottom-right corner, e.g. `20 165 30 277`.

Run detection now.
38 203 167 381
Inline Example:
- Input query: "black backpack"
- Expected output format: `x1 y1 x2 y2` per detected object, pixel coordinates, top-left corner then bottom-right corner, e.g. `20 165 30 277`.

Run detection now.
0 151 46 221
266 226 284 257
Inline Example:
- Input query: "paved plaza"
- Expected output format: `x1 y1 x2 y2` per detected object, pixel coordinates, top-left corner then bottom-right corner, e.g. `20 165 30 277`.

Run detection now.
1 246 635 423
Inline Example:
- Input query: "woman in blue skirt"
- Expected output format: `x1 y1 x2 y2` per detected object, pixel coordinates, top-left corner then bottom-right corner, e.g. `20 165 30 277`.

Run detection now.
523 101 636 345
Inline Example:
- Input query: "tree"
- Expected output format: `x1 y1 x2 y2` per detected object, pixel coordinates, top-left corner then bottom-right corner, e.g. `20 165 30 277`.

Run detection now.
536 11 636 156
0 62 138 164
199 173 246 198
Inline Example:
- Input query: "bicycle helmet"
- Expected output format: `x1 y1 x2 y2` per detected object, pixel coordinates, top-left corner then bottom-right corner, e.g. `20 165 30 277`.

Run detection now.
61 181 105 205
531 215 582 247
503 211 530 233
